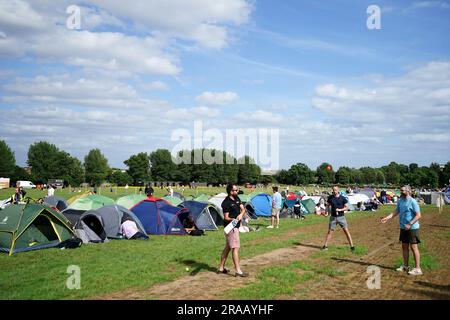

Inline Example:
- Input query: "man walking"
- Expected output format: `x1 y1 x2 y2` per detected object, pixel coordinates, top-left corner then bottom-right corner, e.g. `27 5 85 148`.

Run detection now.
267 186 282 229
217 183 248 277
381 185 422 275
322 185 355 251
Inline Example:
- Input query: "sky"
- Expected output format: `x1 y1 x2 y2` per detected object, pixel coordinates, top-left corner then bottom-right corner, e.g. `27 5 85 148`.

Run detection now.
0 0 449 172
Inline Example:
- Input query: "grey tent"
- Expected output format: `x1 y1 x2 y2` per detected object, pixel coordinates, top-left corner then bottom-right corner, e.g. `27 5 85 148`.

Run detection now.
180 201 220 230
172 192 185 201
44 196 68 212
70 205 147 243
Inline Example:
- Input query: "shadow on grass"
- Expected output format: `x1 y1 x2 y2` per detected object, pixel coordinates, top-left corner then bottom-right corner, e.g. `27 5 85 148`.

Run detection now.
293 242 323 250
331 257 393 271
425 224 450 229
409 289 450 300
175 259 217 276
414 281 450 291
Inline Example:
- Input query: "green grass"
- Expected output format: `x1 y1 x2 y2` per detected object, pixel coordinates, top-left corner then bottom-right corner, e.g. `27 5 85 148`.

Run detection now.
0 214 332 299
0 195 446 299
394 241 440 272
227 259 347 300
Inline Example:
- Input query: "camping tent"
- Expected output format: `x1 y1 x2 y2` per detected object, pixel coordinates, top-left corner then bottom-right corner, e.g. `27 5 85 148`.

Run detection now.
116 194 146 209
248 193 272 217
301 196 321 204
44 196 68 212
359 188 375 198
0 204 76 255
74 205 147 242
131 197 189 235
193 194 210 202
163 196 183 207
208 193 228 212
180 201 219 231
301 198 316 214
347 194 370 205
67 195 115 211
172 192 185 201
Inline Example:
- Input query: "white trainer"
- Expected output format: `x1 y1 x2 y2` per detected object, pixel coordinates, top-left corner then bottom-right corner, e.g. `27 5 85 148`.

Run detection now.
266 225 274 229
408 268 423 276
396 265 410 272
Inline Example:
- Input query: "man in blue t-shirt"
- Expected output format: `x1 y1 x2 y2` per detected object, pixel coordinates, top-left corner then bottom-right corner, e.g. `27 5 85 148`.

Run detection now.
267 186 282 229
322 186 355 251
381 185 422 275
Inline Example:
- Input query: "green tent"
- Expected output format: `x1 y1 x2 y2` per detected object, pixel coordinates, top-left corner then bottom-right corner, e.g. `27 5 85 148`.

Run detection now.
238 194 250 203
67 195 115 211
0 204 76 255
301 198 316 214
163 196 183 206
116 194 146 209
193 194 210 202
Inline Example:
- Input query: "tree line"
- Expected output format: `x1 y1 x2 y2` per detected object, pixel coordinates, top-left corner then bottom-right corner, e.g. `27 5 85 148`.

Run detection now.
0 140 449 188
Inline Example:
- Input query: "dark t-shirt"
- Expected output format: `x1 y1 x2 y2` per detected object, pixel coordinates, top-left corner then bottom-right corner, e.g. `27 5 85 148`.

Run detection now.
221 196 242 227
327 195 348 217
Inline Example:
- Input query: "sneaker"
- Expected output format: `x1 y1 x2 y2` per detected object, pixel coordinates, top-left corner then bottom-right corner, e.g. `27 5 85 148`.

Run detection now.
276 226 279 229
216 268 229 274
350 246 355 252
408 268 423 276
396 265 410 272
321 245 328 251
266 225 274 229
235 271 249 277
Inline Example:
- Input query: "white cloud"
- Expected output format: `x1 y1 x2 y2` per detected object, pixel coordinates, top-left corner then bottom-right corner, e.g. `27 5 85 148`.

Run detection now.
411 1 450 9
143 81 170 91
195 91 239 105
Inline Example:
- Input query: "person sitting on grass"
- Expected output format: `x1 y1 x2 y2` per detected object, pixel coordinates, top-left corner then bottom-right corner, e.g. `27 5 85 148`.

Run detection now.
120 217 148 240
183 215 204 236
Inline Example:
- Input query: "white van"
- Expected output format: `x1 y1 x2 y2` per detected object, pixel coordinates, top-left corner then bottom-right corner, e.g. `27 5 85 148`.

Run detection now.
17 181 36 189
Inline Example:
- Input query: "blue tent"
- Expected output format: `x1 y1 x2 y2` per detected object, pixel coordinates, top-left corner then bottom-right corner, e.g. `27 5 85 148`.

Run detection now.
249 193 272 217
131 197 189 235
180 201 219 231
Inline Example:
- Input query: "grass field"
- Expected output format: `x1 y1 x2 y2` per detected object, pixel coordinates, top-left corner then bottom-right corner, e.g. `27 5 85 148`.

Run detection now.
1 201 448 300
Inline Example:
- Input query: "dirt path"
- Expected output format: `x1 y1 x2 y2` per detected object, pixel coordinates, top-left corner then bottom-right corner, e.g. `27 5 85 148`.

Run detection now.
94 210 449 300
300 211 450 300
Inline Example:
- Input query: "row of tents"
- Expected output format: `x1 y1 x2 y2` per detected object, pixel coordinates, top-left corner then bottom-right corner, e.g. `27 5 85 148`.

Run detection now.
4 187 436 255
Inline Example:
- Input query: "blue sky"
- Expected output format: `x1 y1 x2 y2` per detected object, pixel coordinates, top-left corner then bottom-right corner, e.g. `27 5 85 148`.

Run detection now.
0 0 449 172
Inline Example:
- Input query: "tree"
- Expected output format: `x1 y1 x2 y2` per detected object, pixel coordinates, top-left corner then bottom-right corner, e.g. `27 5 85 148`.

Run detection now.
336 167 351 185
237 156 261 184
27 141 61 181
383 165 401 185
441 161 450 187
84 149 110 186
149 149 177 181
124 152 151 185
56 152 84 186
360 167 377 184
109 170 133 186
316 163 335 185
349 168 363 184
0 140 16 178
375 170 385 184
286 163 314 185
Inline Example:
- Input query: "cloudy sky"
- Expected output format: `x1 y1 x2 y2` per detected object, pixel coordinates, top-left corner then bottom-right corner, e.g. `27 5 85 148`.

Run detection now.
0 0 449 171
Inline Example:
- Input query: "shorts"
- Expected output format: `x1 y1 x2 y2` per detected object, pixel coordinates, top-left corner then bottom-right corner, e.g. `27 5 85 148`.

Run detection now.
399 229 421 244
272 208 281 217
329 215 348 231
225 228 240 249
